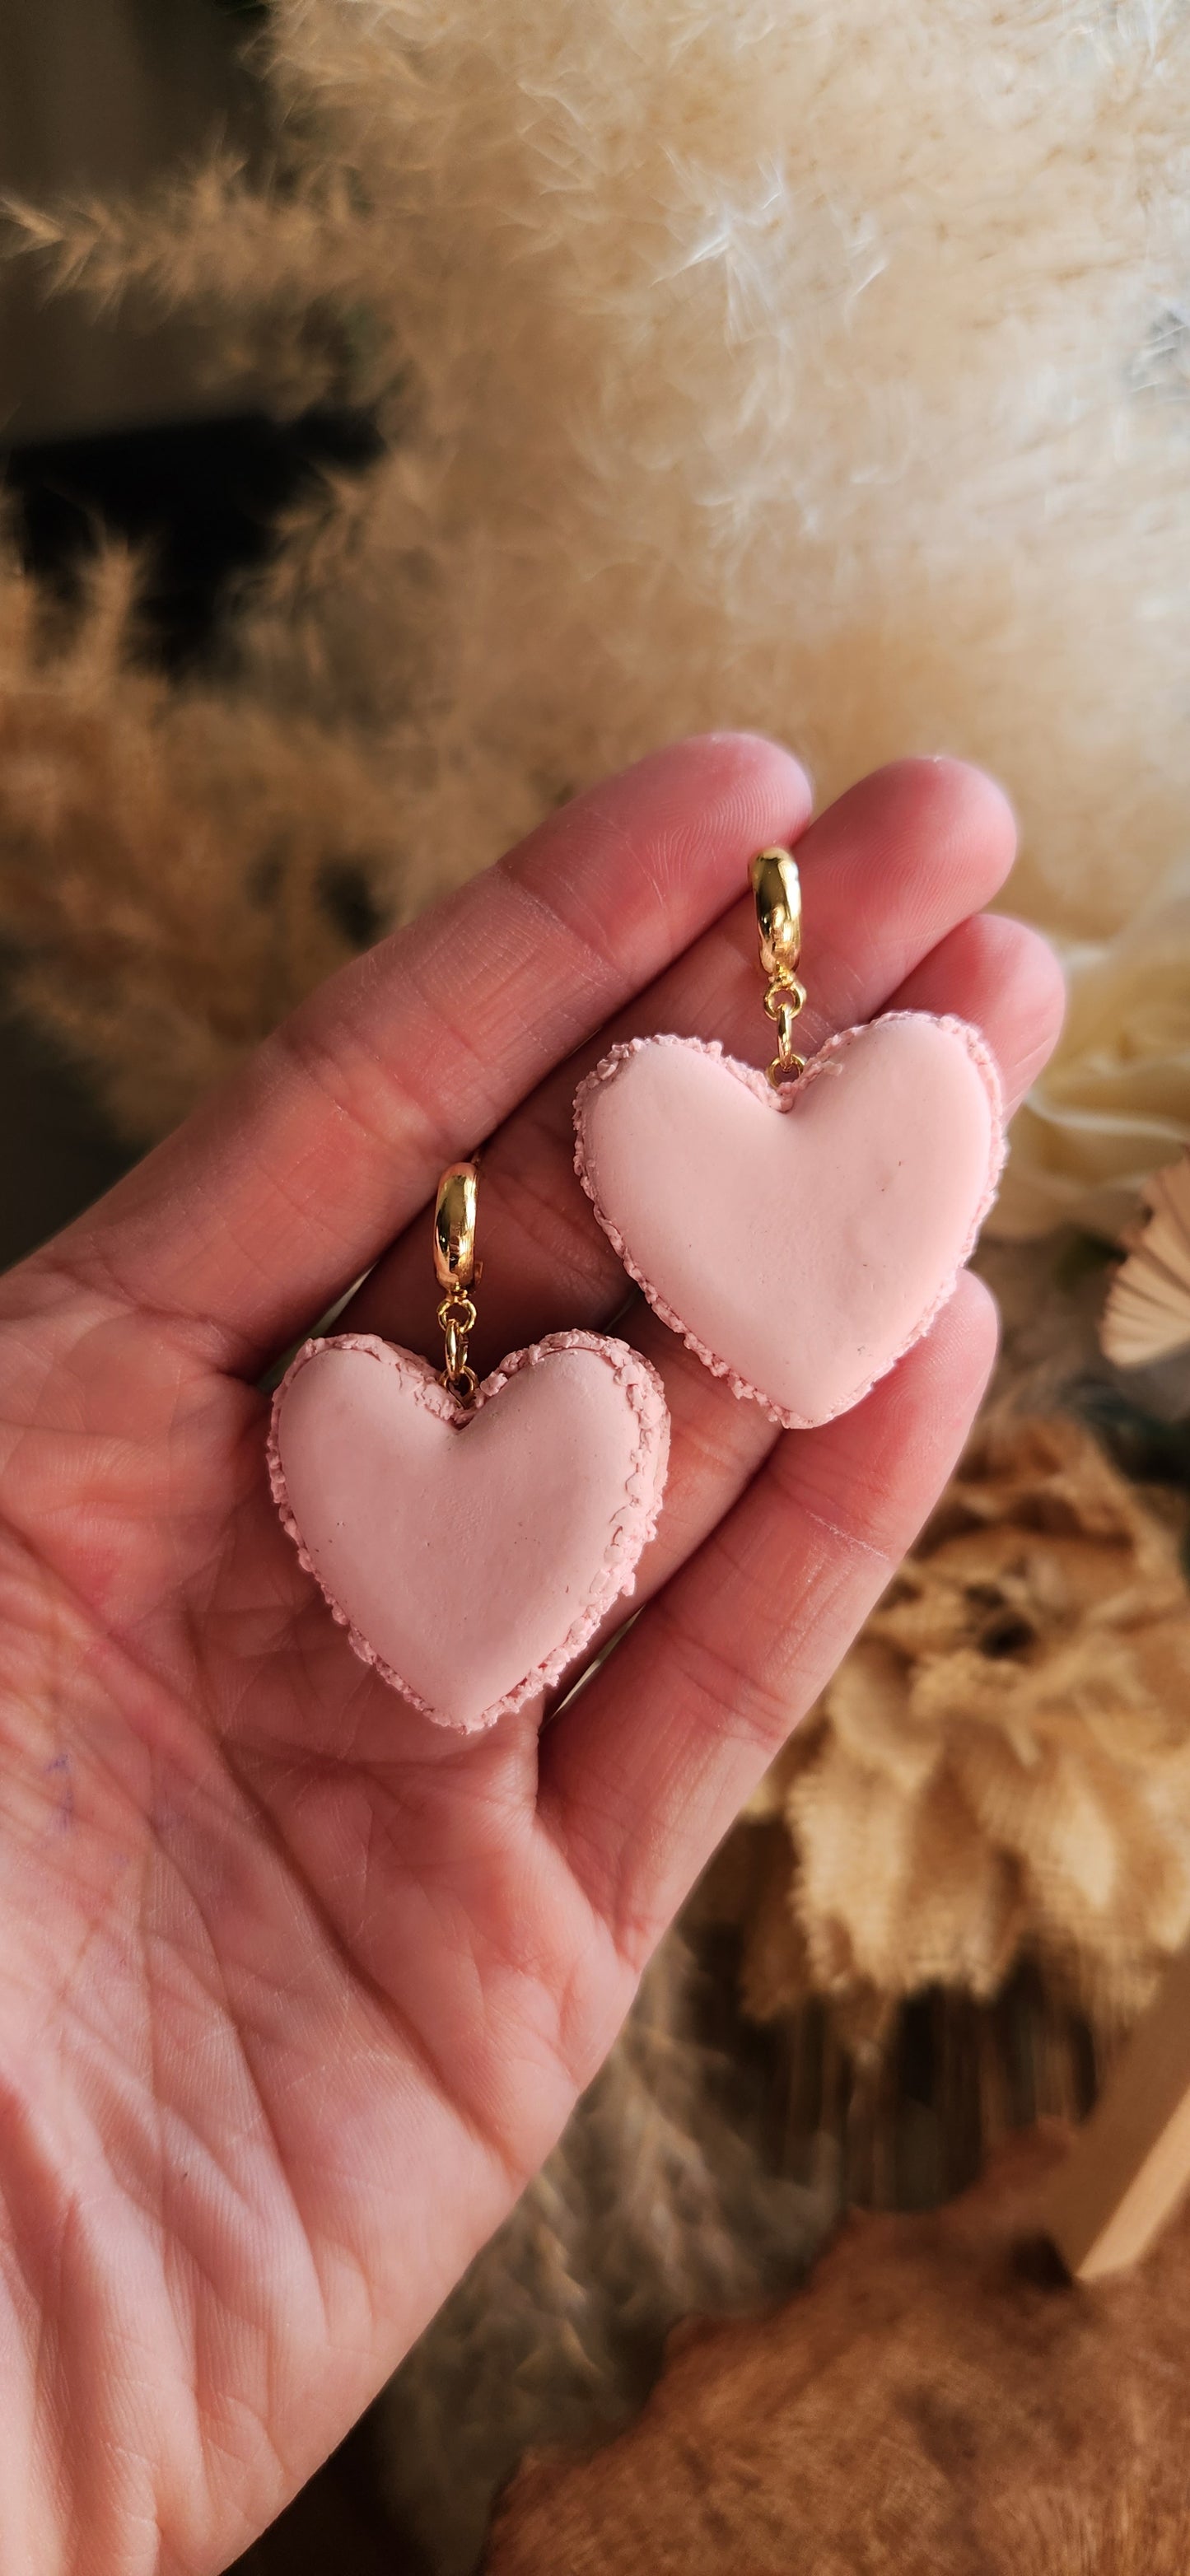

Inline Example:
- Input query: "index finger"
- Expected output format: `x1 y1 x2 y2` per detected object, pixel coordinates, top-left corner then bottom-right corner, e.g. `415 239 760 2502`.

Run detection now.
24 735 811 1370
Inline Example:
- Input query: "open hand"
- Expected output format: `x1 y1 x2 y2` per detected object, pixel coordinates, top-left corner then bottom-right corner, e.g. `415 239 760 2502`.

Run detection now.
0 736 1062 2573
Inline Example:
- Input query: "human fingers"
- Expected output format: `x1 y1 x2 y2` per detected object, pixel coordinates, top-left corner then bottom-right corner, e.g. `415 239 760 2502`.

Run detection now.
21 735 810 1370
346 757 1020 1371
542 907 1062 1687
226 906 1057 1780
538 1272 999 1956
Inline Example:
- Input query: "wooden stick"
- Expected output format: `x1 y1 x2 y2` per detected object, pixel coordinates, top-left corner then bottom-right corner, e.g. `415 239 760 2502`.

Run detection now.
1044 1941 1190 2280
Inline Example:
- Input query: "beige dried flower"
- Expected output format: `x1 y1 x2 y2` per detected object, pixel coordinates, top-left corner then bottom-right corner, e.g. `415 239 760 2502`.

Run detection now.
725 1415 1190 2045
1100 1151 1190 1370
992 899 1190 1242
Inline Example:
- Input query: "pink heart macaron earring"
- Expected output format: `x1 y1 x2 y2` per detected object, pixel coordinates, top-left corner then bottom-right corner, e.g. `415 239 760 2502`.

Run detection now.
573 847 1006 1432
268 1161 670 1731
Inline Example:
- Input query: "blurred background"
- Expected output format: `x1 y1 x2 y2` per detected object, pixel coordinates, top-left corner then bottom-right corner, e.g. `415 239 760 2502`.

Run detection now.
2 0 261 442
1 0 242 1262
0 0 372 1278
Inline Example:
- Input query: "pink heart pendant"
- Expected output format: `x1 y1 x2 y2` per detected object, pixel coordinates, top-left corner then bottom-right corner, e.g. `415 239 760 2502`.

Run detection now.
574 1012 1004 1431
268 1329 669 1731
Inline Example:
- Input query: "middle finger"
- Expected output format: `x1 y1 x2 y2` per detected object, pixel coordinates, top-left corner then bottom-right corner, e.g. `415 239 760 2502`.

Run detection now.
343 756 1019 1370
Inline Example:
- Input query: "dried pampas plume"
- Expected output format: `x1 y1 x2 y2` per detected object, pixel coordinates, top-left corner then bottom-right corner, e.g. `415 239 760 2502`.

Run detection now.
0 528 526 1136
712 1415 1190 2047
6 2 1190 1127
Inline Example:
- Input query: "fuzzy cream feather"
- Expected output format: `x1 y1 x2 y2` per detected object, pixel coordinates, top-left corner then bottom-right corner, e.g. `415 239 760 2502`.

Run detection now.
198 0 1190 938
6 2 1190 1140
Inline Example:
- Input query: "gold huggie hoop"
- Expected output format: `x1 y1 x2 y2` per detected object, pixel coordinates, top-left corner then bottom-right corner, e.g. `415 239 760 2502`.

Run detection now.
433 1160 481 1402
750 846 807 1090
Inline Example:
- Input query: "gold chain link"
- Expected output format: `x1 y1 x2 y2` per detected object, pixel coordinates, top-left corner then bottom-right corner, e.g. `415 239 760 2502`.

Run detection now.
433 1162 481 1403
751 847 807 1090
763 968 807 1090
437 1291 478 1403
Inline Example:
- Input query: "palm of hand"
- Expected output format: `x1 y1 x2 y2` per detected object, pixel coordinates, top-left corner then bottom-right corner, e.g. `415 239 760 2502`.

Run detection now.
0 1289 590 2575
0 739 1060 2575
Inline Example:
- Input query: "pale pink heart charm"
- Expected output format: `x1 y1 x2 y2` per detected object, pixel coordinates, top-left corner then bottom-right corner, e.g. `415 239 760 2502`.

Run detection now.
268 1328 669 1732
573 1012 1005 1432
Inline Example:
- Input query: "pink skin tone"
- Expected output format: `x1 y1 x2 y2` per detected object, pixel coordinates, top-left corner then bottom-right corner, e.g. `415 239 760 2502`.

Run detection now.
0 736 1062 2575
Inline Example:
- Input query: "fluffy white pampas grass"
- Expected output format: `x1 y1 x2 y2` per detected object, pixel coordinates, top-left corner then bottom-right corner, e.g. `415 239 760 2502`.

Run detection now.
6 0 1190 1146
228 0 1190 941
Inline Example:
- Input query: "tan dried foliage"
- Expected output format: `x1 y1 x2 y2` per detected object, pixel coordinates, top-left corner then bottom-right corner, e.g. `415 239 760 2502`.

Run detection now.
0 539 497 1135
486 2126 1190 2576
712 1414 1190 2046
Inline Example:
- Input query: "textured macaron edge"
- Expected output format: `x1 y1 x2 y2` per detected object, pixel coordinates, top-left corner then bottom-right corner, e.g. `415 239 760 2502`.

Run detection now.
572 1011 1006 1432
268 1326 670 1730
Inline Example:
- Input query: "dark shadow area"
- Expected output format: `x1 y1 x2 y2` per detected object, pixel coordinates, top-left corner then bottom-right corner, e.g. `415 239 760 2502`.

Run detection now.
231 2413 411 2576
0 402 384 1276
3 405 382 669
